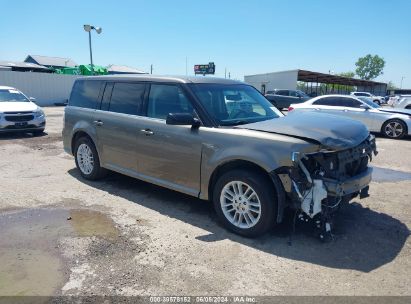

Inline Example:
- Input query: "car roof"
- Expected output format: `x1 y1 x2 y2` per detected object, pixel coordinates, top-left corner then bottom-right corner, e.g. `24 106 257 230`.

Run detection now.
307 94 365 104
0 85 17 90
77 75 244 85
310 94 357 100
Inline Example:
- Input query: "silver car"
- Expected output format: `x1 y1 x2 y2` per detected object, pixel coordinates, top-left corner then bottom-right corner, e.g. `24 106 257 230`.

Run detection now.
290 94 411 139
0 86 46 134
63 76 377 239
393 95 411 109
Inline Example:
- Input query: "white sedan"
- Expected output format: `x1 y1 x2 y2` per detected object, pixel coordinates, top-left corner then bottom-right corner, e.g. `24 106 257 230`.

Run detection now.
0 86 46 134
393 95 411 109
289 94 411 139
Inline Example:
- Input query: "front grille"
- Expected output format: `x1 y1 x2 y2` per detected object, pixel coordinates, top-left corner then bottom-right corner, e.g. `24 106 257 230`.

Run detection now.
4 124 37 129
5 115 34 122
4 111 32 114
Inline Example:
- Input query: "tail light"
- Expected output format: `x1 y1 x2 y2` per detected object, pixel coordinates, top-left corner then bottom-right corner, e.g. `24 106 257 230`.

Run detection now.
288 106 294 111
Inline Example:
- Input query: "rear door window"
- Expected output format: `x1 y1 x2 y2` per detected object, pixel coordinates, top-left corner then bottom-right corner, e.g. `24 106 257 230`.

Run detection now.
108 82 146 115
69 80 103 109
313 97 340 106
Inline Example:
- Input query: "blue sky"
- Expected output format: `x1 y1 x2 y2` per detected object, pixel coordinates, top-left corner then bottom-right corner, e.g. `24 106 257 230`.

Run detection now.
1 0 410 87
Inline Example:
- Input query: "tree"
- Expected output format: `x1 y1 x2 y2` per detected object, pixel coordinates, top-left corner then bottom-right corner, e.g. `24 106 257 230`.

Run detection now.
355 54 385 80
338 71 355 78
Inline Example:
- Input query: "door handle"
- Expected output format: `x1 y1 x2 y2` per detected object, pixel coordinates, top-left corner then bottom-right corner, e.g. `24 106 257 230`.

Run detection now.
93 120 103 126
140 129 154 136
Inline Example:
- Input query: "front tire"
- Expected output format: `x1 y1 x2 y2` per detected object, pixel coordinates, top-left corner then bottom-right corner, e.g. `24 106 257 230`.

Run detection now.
213 170 277 238
382 119 407 139
32 129 45 136
74 137 107 180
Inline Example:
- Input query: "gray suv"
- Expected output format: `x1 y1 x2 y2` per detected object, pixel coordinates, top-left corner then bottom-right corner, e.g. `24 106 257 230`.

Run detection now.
265 89 310 110
63 75 377 238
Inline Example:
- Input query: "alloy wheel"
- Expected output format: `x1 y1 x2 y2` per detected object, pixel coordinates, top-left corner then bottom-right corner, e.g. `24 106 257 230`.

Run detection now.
219 181 261 229
384 121 404 138
76 143 94 175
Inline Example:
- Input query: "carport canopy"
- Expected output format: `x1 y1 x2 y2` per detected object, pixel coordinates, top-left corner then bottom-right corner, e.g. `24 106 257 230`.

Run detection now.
297 69 387 95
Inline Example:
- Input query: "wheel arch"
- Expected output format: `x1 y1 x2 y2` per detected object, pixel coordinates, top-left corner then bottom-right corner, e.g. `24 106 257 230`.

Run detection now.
71 130 103 167
71 130 94 155
207 159 286 223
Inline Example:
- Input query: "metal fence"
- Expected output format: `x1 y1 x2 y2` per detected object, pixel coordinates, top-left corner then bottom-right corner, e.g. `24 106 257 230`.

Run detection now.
0 71 81 106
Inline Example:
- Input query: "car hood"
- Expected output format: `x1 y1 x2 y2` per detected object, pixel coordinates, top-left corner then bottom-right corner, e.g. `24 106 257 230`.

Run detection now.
0 102 38 113
378 108 411 116
235 112 369 151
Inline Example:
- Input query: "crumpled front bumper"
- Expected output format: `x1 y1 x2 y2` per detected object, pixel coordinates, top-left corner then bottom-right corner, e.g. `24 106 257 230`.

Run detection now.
322 167 373 196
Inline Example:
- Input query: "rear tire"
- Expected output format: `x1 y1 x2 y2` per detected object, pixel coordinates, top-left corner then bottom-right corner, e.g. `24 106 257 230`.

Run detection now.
74 137 107 180
213 169 277 238
381 119 407 139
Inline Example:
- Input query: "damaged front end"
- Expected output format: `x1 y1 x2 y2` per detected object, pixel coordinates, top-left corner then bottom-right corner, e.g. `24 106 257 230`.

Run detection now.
277 134 378 241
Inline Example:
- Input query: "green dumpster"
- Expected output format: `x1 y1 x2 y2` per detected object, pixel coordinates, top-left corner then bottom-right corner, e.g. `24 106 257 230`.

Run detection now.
79 65 108 75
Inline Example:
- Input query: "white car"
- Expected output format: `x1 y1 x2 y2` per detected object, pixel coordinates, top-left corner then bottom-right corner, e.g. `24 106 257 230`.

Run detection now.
289 94 411 139
0 86 46 134
350 92 385 105
393 95 411 109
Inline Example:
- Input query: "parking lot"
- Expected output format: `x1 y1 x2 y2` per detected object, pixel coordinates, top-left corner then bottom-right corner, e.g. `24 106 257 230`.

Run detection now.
0 106 410 296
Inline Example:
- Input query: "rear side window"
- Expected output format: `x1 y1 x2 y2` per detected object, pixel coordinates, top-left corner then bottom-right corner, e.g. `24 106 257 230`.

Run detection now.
69 80 102 109
109 82 146 115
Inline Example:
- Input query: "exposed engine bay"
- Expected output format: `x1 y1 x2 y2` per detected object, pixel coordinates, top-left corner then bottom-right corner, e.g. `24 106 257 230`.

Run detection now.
279 134 378 241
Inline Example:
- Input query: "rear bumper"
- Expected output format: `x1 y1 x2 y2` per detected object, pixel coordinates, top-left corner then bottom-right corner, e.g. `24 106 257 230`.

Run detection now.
322 167 373 196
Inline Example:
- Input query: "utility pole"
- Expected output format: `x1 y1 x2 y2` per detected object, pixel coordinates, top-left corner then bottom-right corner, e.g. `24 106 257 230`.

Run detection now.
228 72 231 79
401 76 405 89
83 25 102 75
150 64 153 74
88 31 93 75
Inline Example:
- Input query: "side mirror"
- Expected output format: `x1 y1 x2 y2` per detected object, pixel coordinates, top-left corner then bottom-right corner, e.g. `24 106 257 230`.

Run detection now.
29 97 36 103
360 104 369 110
166 113 200 128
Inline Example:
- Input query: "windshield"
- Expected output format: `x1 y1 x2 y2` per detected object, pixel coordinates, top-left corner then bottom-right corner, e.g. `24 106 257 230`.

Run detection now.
358 97 380 108
0 89 29 102
190 84 282 126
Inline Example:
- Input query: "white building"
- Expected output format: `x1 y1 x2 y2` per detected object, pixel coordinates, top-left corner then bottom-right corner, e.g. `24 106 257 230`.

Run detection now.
244 69 387 96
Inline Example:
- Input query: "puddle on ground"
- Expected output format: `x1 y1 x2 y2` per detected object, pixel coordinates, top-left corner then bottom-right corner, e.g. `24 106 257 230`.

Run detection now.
0 208 119 296
372 166 411 182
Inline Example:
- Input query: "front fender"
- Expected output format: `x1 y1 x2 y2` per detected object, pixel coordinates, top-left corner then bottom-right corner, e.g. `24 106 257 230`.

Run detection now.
199 137 318 200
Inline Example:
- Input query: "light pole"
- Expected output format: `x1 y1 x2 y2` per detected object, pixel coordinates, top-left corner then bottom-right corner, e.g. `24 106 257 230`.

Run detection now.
83 24 102 75
400 76 405 89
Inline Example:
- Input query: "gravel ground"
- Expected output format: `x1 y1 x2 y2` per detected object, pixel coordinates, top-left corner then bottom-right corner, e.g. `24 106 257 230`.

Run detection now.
0 107 410 297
